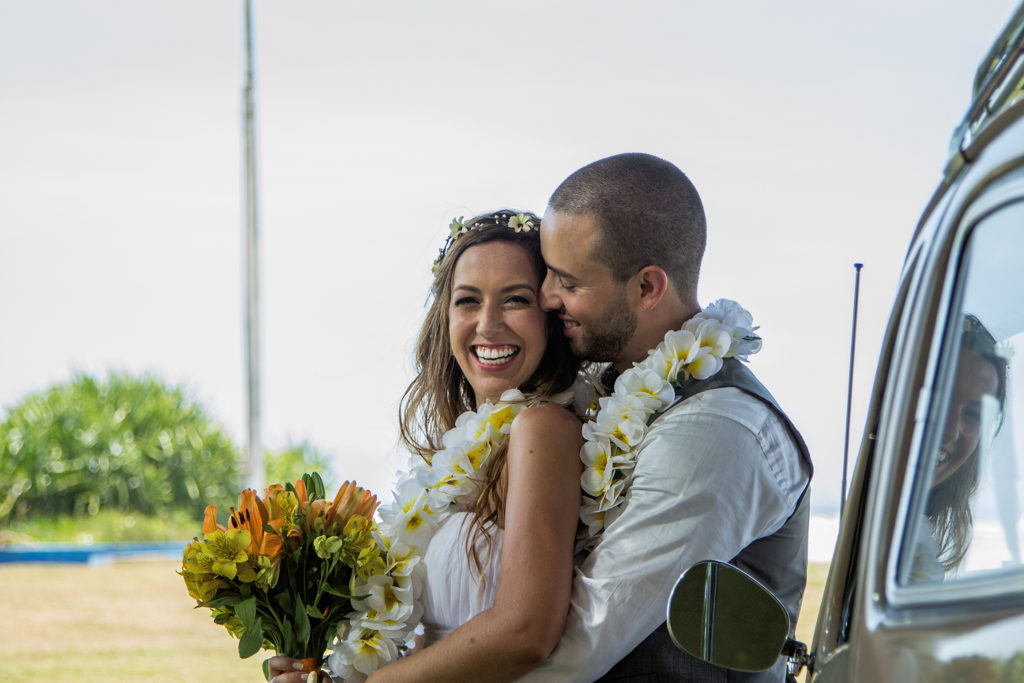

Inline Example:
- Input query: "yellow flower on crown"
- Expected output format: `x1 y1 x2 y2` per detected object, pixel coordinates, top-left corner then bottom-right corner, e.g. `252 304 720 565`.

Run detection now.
508 213 535 233
449 216 468 238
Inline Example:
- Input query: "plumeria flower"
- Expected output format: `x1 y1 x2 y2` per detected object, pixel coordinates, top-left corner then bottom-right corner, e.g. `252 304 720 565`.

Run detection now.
580 437 615 497
596 392 650 424
658 329 706 373
351 574 419 628
508 213 535 232
329 624 398 682
378 483 437 552
729 333 763 361
601 475 632 506
690 319 733 357
449 216 467 238
612 367 675 412
425 448 479 499
700 298 755 329
580 498 606 537
387 553 425 604
700 299 761 359
686 352 724 381
582 398 647 452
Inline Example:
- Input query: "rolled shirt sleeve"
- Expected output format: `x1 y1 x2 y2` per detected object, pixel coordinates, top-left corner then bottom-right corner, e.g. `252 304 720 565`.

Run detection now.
519 388 810 681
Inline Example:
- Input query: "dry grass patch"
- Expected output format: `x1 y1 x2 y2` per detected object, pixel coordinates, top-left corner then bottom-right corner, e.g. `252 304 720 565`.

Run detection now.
0 561 266 682
0 559 831 681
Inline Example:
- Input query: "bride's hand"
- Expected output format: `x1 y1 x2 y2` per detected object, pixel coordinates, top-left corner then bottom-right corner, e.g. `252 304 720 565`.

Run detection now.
266 656 331 682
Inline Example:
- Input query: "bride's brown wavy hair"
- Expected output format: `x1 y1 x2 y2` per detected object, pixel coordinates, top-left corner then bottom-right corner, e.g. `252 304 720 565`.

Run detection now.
399 209 580 575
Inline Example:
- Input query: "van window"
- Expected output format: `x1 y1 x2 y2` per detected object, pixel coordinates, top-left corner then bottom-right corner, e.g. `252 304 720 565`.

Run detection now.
898 200 1024 585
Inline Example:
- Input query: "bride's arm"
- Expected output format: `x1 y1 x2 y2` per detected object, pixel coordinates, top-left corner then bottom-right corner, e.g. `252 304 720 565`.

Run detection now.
367 403 583 683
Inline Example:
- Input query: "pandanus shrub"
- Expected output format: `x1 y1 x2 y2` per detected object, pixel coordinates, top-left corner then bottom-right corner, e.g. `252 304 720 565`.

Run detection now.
0 372 240 525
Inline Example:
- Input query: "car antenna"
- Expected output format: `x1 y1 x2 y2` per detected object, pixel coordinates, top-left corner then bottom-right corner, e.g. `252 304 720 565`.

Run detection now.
840 263 863 521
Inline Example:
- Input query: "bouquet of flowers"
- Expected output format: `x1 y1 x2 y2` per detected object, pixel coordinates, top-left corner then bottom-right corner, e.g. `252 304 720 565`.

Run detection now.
180 472 421 679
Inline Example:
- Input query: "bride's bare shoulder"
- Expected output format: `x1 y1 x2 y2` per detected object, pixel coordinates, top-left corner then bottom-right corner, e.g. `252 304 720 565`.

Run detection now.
511 403 582 440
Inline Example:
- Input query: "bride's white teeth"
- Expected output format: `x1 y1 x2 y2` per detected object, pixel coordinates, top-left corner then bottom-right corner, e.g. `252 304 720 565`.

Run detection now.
474 345 518 365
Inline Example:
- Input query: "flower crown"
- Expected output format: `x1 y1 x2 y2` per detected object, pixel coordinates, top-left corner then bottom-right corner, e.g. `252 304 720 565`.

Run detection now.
431 210 538 275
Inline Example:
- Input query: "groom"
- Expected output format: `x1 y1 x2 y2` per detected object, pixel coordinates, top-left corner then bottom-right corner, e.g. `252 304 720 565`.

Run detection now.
522 153 812 682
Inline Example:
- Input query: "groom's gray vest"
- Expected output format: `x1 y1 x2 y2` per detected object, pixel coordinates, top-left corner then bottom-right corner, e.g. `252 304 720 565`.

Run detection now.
597 358 812 683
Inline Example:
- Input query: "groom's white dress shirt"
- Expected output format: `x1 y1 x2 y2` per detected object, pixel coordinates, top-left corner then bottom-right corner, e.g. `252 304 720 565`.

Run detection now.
518 386 810 682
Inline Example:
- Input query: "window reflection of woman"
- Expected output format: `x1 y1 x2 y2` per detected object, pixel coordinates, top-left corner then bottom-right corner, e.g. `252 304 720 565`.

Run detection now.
927 314 1008 572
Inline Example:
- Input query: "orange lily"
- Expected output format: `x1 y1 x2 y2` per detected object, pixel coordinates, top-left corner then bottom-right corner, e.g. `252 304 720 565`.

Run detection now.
228 489 284 561
292 477 308 506
328 481 380 527
203 504 225 535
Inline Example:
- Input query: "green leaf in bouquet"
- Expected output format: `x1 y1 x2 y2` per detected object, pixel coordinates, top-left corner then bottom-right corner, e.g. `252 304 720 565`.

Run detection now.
320 582 359 600
197 593 240 609
262 659 271 682
238 617 264 658
275 591 294 615
305 603 323 620
281 618 295 657
301 471 325 501
294 595 311 648
236 596 258 630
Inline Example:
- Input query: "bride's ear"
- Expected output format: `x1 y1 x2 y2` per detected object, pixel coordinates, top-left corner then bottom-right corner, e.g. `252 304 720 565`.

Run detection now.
635 266 670 311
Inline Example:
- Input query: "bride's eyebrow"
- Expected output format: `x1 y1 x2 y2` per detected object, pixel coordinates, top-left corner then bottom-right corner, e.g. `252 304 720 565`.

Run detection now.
501 283 535 293
452 283 535 294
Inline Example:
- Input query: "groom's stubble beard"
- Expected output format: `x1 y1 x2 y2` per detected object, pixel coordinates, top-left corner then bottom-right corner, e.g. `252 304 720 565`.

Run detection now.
572 287 638 363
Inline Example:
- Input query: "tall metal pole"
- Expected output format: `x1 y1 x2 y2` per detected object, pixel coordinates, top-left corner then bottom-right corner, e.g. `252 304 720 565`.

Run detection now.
242 0 264 491
840 263 863 520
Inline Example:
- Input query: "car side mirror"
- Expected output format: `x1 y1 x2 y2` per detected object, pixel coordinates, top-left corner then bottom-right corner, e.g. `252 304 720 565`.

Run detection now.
667 560 805 673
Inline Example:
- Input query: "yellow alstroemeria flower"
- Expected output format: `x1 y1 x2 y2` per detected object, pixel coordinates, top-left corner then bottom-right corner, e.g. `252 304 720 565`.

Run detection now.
314 534 344 559
201 528 251 581
254 553 280 590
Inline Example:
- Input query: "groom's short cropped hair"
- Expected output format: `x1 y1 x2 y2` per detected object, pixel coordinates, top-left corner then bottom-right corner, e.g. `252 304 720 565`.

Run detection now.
547 152 706 298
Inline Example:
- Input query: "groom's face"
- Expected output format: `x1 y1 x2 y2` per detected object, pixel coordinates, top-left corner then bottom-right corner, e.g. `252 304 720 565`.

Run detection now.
539 209 638 364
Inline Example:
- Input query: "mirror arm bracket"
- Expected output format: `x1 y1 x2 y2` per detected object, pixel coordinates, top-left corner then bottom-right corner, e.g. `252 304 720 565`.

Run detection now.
782 638 812 677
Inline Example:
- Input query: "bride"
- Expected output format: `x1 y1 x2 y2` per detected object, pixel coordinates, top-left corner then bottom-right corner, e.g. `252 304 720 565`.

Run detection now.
269 210 584 682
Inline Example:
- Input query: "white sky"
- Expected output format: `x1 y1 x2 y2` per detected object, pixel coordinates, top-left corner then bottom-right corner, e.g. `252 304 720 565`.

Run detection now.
1 0 1019 515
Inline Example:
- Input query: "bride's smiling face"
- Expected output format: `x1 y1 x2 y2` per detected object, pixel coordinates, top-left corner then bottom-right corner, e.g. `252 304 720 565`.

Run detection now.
448 241 548 406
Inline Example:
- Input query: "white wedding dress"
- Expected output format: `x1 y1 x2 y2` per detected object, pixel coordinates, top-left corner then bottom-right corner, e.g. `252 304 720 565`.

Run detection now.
420 511 503 645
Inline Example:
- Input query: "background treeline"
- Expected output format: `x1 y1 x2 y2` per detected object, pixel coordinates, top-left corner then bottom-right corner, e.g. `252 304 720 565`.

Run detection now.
0 373 329 541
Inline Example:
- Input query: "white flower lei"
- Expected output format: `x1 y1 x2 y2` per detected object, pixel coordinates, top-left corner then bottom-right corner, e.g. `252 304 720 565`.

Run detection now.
325 300 758 678
575 299 762 541
328 388 543 680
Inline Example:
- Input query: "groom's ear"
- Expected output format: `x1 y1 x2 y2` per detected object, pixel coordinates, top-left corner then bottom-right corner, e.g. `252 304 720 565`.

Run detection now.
635 265 670 311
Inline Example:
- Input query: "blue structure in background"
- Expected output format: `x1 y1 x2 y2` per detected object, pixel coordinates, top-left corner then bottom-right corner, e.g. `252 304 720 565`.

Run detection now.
0 541 185 566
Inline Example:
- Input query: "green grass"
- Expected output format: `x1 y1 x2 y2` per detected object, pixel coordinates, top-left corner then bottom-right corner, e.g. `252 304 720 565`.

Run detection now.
2 509 198 544
0 559 830 682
